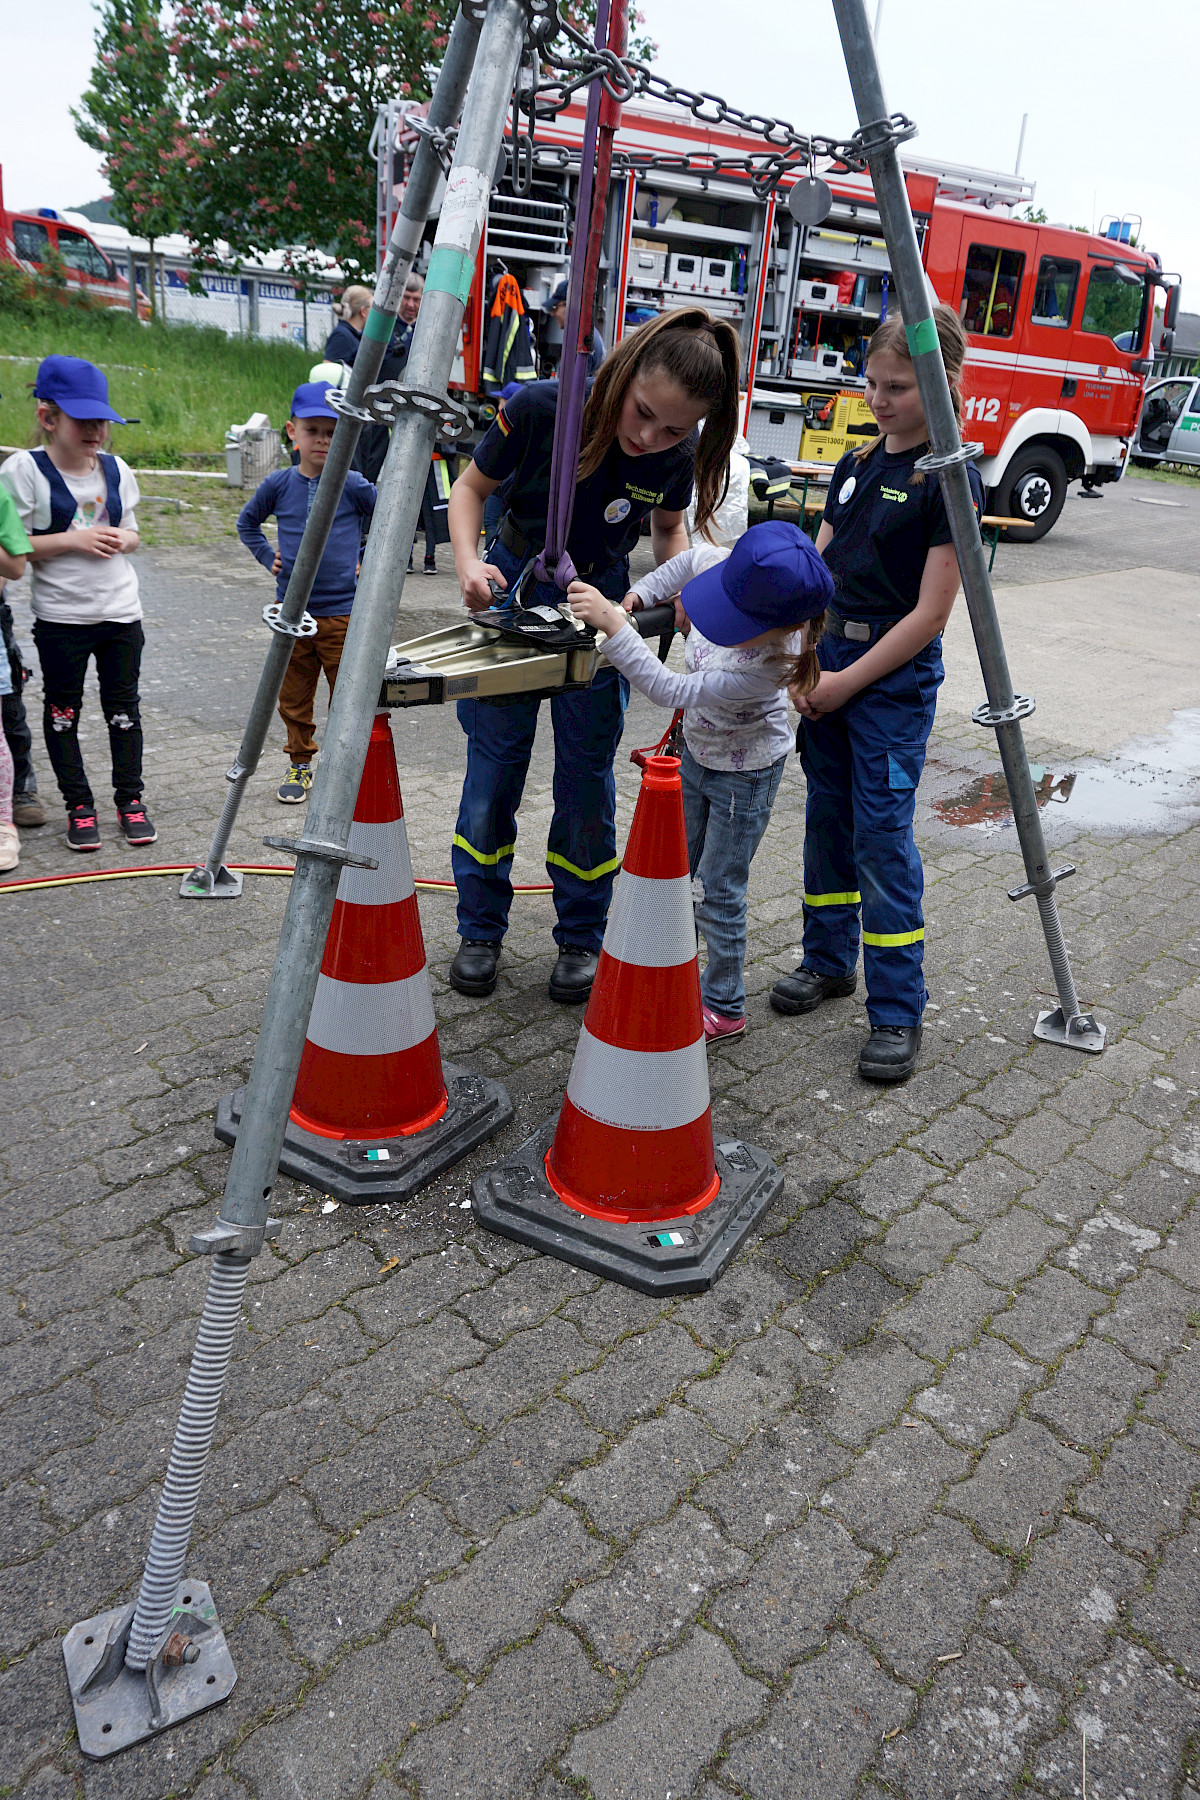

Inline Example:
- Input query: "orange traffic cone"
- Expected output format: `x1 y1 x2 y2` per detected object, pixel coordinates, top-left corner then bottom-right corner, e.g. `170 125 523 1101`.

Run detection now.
216 711 512 1202
546 753 718 1220
472 754 782 1292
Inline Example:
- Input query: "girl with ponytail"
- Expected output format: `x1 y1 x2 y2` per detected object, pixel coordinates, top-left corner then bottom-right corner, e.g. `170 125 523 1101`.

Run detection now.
770 304 983 1085
445 307 742 1003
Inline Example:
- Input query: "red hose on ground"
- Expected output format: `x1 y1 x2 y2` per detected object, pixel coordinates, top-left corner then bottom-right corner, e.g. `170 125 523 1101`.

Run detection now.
0 863 555 897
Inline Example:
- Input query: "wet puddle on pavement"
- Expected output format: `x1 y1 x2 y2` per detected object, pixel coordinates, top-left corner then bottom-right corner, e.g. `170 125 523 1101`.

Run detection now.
932 710 1200 834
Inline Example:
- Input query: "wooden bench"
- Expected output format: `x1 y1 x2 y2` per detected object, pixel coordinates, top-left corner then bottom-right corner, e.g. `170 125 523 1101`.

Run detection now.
980 514 1024 570
757 476 1024 566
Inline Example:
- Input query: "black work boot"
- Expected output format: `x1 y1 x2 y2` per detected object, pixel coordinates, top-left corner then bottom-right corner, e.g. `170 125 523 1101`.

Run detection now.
548 945 598 1003
448 940 501 997
769 967 857 1016
859 1024 922 1084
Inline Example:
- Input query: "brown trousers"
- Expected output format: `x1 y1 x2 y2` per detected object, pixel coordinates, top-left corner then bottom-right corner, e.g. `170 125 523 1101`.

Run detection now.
277 614 349 762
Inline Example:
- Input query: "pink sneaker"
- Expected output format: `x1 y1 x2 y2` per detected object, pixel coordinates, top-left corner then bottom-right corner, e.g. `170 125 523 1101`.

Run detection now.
702 1005 745 1043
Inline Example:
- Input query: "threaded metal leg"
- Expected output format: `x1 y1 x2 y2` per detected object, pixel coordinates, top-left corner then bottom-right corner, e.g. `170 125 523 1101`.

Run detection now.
1034 889 1082 1024
124 1252 250 1670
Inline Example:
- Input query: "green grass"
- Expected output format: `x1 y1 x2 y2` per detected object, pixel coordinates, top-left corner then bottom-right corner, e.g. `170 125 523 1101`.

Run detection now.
0 297 312 468
1126 461 1200 487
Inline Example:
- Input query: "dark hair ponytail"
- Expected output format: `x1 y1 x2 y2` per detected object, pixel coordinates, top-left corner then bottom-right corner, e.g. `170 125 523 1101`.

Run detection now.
578 307 742 540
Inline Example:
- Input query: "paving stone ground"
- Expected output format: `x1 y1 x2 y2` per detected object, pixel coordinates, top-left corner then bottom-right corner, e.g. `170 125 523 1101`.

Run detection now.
1 508 1199 1799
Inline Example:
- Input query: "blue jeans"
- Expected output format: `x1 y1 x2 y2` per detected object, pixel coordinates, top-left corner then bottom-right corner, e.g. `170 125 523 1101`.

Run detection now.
682 745 788 1019
799 631 943 1028
451 534 630 953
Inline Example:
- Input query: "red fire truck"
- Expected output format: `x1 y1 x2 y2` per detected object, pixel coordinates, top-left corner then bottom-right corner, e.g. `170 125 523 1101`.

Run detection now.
376 96 1178 541
0 166 150 320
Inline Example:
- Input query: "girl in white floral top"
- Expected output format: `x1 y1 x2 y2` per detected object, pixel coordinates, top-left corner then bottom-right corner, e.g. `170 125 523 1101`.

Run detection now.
569 520 832 1042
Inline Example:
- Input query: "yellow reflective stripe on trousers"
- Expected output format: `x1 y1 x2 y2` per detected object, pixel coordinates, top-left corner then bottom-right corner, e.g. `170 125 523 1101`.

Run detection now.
804 890 861 906
452 833 516 867
545 850 623 882
861 927 925 947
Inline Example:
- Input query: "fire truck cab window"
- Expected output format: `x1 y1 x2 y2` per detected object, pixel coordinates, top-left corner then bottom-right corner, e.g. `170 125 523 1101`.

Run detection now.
57 230 111 280
1031 256 1079 327
13 219 50 263
960 245 1024 338
1082 263 1145 348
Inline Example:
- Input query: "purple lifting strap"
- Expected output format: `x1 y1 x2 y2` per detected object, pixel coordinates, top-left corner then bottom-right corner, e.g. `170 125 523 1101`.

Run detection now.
532 0 612 594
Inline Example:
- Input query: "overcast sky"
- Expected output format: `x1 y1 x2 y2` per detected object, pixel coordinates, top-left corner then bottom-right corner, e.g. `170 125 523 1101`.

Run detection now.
4 0 1197 299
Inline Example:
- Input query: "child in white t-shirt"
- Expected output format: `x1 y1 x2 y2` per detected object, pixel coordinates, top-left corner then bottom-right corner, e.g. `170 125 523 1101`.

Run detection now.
569 520 833 1040
0 356 154 853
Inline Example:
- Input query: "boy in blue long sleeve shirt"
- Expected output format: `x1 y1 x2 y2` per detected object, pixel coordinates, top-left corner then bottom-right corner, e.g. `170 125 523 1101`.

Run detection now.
237 383 376 802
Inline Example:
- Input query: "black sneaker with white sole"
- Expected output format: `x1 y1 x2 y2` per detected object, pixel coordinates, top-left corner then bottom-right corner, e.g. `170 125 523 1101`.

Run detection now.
117 803 158 846
67 804 101 852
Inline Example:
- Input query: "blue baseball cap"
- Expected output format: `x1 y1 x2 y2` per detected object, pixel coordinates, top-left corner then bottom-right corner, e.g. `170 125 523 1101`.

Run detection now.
545 278 569 310
290 382 339 421
681 521 834 646
34 355 126 423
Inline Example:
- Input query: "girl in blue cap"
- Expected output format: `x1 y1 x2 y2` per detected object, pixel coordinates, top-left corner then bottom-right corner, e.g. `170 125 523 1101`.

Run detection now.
0 356 154 852
569 520 833 1042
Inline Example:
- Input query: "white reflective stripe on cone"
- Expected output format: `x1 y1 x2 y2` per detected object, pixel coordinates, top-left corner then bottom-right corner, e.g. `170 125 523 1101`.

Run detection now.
336 818 416 909
565 1026 710 1130
601 871 696 969
305 967 436 1057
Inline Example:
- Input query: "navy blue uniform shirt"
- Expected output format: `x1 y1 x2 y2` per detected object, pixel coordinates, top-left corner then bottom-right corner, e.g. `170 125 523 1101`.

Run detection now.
821 441 983 620
473 380 695 573
237 466 376 616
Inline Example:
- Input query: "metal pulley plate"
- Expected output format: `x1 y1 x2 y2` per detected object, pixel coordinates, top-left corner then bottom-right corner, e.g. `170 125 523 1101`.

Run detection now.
787 174 833 225
325 384 470 438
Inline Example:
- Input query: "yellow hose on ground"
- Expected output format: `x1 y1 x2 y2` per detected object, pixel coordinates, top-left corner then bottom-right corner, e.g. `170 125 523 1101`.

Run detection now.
0 863 554 897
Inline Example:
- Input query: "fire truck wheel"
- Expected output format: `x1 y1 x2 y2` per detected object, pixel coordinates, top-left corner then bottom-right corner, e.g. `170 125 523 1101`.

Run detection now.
997 446 1068 541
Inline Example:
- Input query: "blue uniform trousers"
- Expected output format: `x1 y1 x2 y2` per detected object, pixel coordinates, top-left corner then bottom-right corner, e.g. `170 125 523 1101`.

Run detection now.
452 538 630 953
799 631 943 1028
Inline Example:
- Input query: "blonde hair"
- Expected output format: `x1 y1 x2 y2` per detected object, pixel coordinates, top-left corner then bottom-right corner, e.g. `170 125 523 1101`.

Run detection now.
854 304 967 482
778 612 828 696
578 308 742 542
28 397 105 450
334 285 372 322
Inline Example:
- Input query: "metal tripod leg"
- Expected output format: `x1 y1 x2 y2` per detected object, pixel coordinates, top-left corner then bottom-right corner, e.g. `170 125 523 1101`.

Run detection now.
67 0 536 1757
831 0 1104 1056
180 5 481 899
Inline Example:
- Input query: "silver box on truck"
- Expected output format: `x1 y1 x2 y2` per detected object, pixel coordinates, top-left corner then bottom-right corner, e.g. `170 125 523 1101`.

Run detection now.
746 394 807 460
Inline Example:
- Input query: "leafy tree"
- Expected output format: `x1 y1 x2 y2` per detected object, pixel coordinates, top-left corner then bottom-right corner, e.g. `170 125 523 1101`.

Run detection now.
171 0 655 281
76 0 655 287
73 0 189 316
166 0 459 282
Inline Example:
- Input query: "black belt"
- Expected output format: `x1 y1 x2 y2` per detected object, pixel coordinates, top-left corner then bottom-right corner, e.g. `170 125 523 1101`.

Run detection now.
825 611 907 644
496 512 608 581
498 513 532 559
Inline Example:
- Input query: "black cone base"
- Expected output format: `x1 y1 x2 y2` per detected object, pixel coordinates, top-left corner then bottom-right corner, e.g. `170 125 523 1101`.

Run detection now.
471 1120 783 1295
216 1062 513 1205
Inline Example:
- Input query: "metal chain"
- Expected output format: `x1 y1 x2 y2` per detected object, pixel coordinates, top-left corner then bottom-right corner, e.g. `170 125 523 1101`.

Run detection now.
515 8 916 198
406 112 459 176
